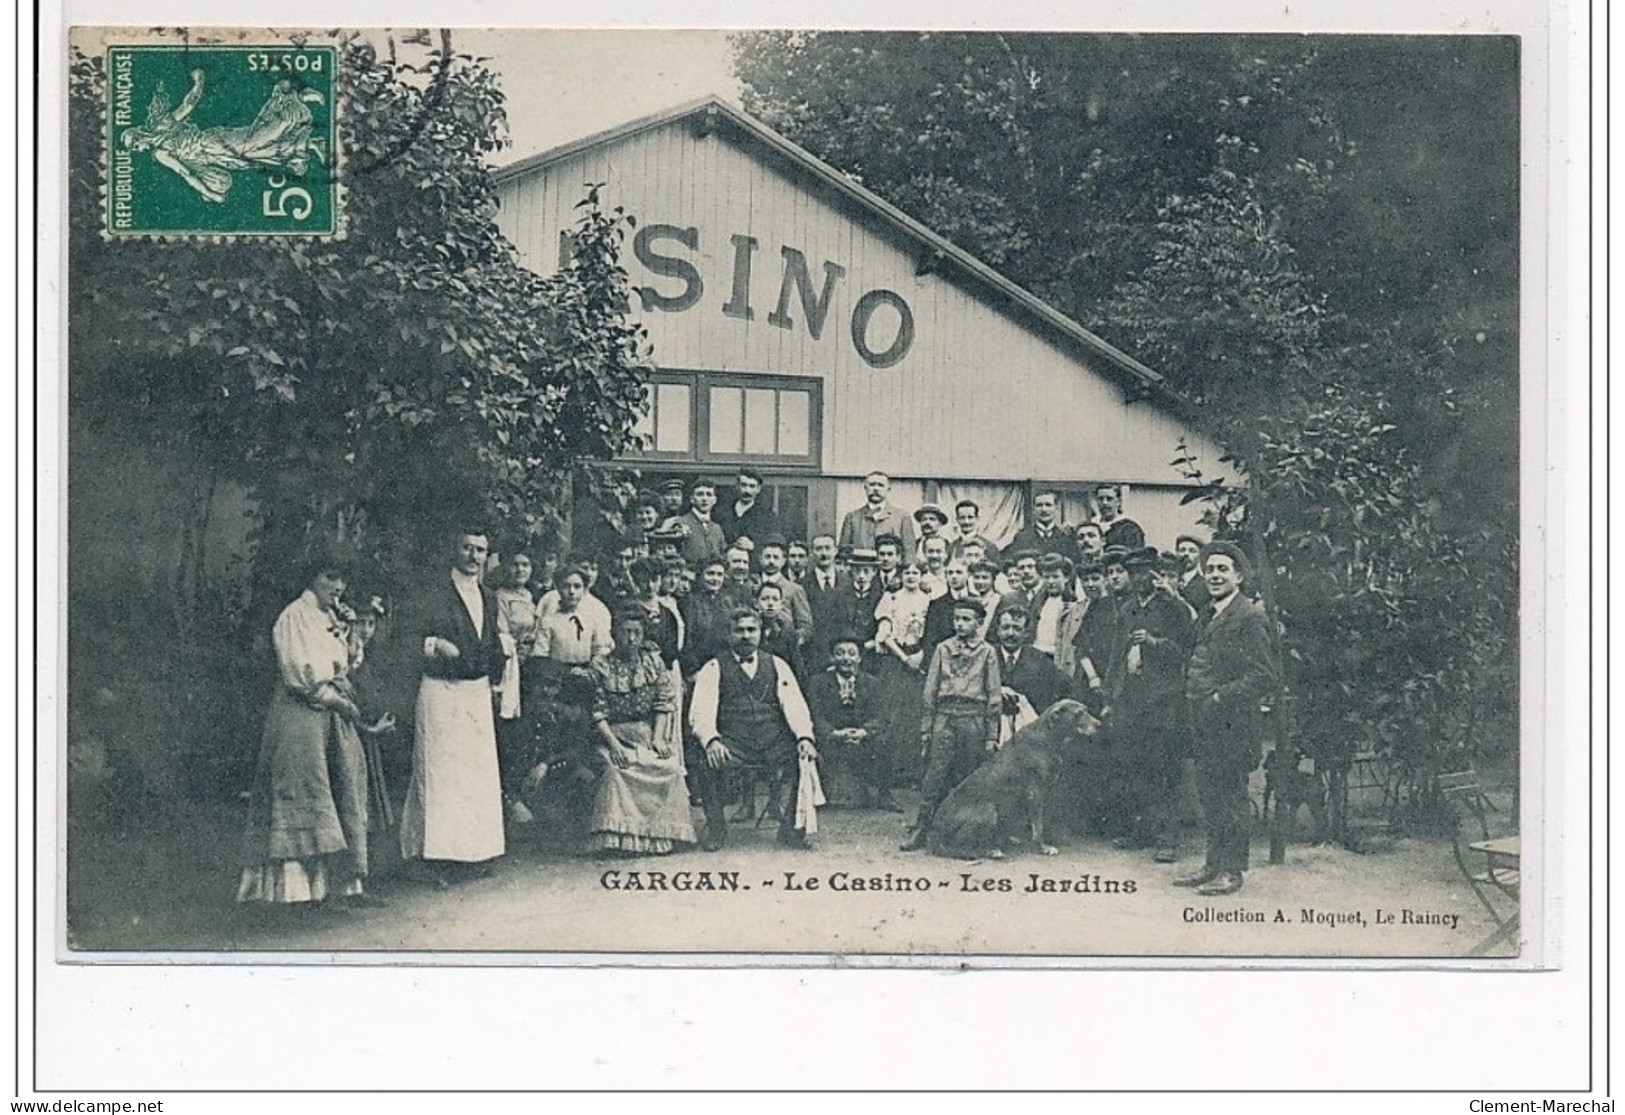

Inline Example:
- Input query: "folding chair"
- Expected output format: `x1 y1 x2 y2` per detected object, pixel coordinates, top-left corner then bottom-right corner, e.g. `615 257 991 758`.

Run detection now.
1438 770 1520 956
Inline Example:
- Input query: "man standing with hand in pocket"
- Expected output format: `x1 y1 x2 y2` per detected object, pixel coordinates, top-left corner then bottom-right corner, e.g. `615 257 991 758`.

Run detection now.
1175 542 1282 897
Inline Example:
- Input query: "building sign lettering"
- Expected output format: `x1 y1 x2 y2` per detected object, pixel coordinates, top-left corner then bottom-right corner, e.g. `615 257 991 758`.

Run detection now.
633 223 915 368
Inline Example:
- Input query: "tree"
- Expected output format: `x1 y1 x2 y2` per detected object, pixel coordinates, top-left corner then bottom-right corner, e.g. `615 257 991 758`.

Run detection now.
67 32 652 796
70 32 651 602
735 31 1520 803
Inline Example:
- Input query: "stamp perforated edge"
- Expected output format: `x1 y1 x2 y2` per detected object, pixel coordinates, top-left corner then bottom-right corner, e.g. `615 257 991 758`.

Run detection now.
94 33 347 242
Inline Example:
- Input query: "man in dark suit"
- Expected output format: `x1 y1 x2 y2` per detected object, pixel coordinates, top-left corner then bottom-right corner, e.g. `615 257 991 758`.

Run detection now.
1176 542 1282 896
401 527 507 886
1095 484 1146 551
806 634 889 808
670 478 727 567
802 533 847 667
921 557 974 666
991 606 1073 718
996 548 1044 622
949 499 1003 564
1008 489 1082 566
1174 534 1210 616
839 549 885 660
718 468 781 548
1104 549 1197 861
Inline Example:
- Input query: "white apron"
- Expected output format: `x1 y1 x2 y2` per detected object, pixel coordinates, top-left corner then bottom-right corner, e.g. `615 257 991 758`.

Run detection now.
399 677 505 862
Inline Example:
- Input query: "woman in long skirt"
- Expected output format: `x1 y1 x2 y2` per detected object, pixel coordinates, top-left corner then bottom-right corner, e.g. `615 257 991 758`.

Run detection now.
584 608 697 856
237 561 384 910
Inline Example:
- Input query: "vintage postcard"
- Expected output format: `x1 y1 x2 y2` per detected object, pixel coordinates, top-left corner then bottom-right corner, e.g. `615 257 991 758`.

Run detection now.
54 21 1546 970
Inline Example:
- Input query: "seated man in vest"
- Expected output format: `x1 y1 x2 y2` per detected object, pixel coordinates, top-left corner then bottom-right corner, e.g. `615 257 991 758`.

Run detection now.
688 607 819 851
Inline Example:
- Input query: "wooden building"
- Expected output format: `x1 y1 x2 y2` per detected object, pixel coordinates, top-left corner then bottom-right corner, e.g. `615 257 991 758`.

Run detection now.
494 96 1225 552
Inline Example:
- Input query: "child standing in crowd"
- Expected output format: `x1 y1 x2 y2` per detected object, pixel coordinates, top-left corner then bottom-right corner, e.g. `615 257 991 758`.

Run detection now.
755 580 808 686
902 598 1001 851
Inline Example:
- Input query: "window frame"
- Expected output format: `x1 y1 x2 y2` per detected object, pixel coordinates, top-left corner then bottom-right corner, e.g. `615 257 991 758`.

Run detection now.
627 368 823 471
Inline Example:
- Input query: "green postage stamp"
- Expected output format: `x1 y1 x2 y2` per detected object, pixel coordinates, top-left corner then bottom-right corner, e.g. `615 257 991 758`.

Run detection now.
104 42 339 237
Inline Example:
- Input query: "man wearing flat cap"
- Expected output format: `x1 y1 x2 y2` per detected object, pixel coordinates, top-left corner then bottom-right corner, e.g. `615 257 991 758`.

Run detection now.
1176 542 1282 896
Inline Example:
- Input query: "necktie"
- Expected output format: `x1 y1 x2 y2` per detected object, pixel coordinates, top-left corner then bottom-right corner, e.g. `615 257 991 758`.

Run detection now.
571 615 583 639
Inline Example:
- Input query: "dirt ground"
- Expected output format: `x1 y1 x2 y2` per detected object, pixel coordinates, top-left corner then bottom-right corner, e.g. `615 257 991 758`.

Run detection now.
63 771 1520 961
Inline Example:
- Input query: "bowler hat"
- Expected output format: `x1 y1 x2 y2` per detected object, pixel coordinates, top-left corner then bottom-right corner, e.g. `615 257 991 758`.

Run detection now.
913 503 949 526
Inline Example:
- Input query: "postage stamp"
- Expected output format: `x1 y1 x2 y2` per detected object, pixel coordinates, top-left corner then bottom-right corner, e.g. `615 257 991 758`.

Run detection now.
103 42 339 237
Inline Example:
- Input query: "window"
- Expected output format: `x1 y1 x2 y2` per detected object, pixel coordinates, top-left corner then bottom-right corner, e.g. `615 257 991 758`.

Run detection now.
627 370 820 468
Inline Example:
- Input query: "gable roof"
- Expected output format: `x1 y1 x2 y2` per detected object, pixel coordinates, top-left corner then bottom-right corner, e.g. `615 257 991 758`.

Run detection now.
494 95 1188 415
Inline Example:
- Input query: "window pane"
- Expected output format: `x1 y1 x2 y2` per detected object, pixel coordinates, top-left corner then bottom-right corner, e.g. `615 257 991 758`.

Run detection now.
744 388 776 455
709 386 743 455
778 390 810 457
654 383 691 453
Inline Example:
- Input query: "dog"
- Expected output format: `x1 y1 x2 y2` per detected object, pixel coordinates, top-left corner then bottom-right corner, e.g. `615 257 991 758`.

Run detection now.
926 699 1101 859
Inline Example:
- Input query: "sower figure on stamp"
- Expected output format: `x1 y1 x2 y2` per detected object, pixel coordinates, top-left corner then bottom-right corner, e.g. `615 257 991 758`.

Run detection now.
399 528 508 888
688 607 820 851
1175 542 1283 897
902 598 1002 851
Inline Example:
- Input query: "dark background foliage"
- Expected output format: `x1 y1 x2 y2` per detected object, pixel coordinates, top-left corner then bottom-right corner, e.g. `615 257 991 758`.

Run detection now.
67 33 652 806
734 32 1519 797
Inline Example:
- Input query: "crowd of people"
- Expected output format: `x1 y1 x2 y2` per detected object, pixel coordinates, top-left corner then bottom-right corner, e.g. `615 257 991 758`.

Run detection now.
235 468 1284 918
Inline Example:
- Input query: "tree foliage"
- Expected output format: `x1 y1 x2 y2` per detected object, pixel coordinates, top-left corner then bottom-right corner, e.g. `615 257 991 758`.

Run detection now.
735 31 1519 786
68 33 652 797
70 32 652 595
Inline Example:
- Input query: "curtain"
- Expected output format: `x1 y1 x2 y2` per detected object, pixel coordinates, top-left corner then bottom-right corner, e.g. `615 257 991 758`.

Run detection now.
934 482 1028 550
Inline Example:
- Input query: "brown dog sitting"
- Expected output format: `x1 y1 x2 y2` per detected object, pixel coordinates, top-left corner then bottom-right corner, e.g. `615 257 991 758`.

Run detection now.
926 700 1101 859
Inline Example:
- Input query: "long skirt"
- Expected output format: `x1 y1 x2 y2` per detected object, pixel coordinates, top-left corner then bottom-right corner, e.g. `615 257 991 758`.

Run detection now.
237 690 368 904
586 721 698 855
399 677 505 863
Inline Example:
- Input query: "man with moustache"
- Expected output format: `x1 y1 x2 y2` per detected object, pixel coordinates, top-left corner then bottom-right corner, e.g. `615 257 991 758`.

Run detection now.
401 527 507 886
1009 489 1081 567
997 549 1045 621
1176 542 1282 896
839 548 886 660
1074 521 1107 567
991 606 1073 719
1174 534 1210 616
1095 484 1146 551
839 471 920 555
802 533 847 667
689 608 820 850
718 469 781 549
756 536 814 650
949 499 1003 564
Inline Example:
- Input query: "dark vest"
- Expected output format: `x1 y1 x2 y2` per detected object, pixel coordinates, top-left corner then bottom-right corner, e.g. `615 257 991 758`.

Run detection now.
717 653 793 761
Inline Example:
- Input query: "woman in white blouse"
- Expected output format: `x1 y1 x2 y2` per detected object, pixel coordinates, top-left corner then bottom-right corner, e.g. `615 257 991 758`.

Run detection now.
237 560 385 911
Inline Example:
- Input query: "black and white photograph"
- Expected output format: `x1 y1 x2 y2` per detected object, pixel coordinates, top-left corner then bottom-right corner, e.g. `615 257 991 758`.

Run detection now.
55 20 1541 966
